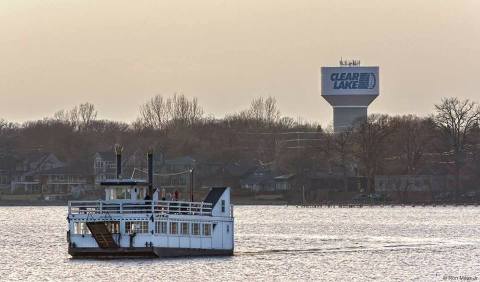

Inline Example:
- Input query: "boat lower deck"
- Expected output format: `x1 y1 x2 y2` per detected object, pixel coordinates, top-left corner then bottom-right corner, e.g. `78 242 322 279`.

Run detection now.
69 246 234 259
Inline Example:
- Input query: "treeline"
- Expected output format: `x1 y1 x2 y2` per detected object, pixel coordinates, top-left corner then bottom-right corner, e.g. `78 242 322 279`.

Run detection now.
0 95 319 171
0 95 479 194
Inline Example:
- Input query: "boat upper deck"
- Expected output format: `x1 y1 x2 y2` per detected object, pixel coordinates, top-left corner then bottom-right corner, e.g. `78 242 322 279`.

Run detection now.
68 200 215 217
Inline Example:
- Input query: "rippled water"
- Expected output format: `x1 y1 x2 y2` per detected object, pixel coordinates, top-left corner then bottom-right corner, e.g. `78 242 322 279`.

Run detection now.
1 206 479 281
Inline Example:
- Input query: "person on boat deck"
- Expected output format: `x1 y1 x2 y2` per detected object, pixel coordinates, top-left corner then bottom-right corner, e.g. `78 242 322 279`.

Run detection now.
174 190 179 201
166 192 172 201
161 188 166 201
144 193 151 201
153 188 159 201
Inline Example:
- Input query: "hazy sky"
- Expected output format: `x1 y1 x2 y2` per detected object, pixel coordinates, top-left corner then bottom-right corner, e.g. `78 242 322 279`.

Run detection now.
1 0 479 126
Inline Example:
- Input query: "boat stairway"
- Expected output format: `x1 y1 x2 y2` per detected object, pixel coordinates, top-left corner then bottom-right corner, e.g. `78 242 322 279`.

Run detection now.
86 222 119 249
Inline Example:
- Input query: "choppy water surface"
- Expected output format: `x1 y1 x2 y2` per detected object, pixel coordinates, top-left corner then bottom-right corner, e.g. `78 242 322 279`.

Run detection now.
0 206 479 281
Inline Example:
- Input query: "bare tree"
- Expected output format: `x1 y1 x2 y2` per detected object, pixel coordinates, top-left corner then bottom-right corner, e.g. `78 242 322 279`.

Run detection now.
169 94 204 127
68 106 79 128
189 97 204 125
53 103 97 131
264 97 280 126
139 93 204 130
232 96 281 128
0 119 17 133
53 106 81 129
249 97 265 123
171 94 189 126
140 95 169 129
78 102 97 130
392 115 434 174
354 114 396 193
168 94 204 127
433 97 480 195
53 110 68 122
277 117 295 129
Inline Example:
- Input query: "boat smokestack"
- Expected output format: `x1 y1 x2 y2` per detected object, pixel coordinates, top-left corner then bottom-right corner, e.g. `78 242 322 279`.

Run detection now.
147 150 153 196
115 144 123 179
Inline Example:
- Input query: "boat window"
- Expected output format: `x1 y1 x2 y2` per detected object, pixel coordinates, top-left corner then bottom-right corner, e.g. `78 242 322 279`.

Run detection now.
127 187 134 200
115 188 123 199
125 221 149 234
170 222 178 234
180 222 189 235
136 188 147 200
203 224 211 236
192 223 200 235
106 188 116 200
155 221 167 234
126 187 132 199
105 222 120 233
118 187 132 199
221 200 225 213
73 222 90 235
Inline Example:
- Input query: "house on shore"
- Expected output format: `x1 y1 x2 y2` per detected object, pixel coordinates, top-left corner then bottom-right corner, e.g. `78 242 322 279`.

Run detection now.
240 167 275 192
274 174 296 191
10 152 65 194
9 152 92 200
240 166 296 193
93 151 119 184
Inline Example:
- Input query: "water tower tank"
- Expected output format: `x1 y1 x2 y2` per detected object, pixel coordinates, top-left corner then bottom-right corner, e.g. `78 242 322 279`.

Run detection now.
321 65 379 132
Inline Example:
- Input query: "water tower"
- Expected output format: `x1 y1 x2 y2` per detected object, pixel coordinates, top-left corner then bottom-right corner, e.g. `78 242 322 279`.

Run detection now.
321 60 379 132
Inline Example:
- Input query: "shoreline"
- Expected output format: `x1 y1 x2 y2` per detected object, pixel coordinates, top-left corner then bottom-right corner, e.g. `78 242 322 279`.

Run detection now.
1 200 479 207
0 200 67 206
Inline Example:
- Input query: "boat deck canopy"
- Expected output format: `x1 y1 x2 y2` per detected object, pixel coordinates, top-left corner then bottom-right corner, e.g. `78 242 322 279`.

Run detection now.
100 179 149 186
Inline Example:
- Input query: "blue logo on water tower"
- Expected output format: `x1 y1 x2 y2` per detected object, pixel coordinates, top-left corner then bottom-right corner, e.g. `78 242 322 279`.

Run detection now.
330 72 376 90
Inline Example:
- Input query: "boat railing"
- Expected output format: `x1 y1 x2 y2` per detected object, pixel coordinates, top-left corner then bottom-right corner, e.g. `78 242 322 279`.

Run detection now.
68 200 213 216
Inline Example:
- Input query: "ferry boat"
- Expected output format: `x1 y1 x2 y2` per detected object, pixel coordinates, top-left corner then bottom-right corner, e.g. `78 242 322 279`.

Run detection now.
66 148 234 258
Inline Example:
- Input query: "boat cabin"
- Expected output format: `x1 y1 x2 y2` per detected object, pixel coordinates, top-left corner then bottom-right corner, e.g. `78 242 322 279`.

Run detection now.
101 179 152 201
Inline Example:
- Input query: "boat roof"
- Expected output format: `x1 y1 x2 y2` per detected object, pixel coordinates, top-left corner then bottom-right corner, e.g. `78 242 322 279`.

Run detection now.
100 179 149 187
203 187 227 206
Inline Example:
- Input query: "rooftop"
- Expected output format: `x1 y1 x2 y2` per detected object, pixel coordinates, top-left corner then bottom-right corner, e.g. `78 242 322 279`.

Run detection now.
100 179 149 186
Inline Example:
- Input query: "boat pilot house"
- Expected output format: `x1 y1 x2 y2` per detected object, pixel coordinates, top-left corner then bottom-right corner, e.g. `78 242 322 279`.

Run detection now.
67 147 234 258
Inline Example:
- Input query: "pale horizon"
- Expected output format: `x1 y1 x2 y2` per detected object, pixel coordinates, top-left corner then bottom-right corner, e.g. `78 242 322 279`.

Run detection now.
1 0 479 125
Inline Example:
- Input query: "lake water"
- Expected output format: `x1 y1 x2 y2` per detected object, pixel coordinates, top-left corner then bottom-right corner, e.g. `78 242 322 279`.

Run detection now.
0 206 479 281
